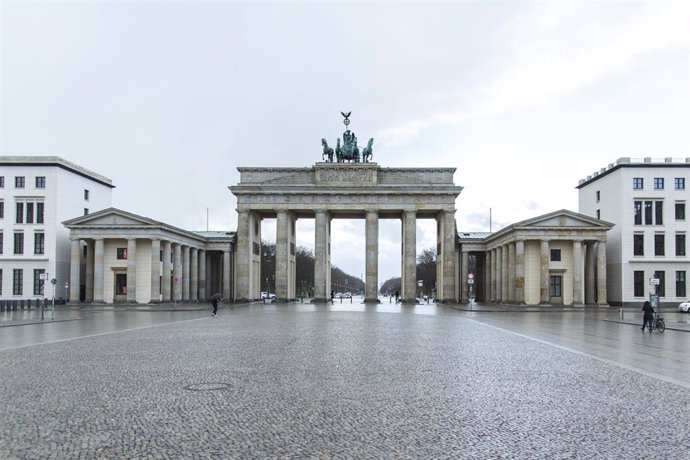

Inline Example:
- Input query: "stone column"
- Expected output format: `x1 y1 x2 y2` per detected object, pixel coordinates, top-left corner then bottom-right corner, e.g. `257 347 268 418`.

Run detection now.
126 238 137 303
85 240 94 302
460 250 469 303
441 210 457 303
484 250 491 303
162 241 172 302
540 239 550 304
401 210 417 303
276 210 293 301
596 241 608 306
94 238 105 303
501 244 508 303
223 249 232 300
314 210 330 301
496 247 502 302
182 245 190 301
508 242 515 304
584 242 596 305
190 248 198 302
173 243 182 301
69 238 81 303
490 249 497 302
573 240 583 305
150 238 161 303
515 239 525 304
198 250 207 301
365 210 379 302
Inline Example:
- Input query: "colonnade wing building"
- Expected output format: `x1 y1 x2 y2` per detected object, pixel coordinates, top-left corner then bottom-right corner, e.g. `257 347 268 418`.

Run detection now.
230 163 462 303
63 208 234 303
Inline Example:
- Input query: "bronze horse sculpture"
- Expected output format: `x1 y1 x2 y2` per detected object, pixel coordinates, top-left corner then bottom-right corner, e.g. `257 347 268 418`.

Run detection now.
321 138 334 162
362 138 374 163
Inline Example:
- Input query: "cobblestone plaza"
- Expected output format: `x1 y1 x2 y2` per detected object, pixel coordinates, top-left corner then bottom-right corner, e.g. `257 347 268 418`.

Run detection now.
1 304 689 459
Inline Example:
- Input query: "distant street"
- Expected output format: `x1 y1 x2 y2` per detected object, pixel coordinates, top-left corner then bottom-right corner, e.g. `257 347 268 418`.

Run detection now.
1 301 688 458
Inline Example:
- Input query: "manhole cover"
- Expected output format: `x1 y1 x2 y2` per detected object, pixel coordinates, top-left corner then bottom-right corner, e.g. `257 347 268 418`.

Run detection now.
184 382 232 392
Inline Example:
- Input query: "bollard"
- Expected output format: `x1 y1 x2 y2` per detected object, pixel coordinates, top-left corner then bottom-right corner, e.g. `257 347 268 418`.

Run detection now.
618 308 624 321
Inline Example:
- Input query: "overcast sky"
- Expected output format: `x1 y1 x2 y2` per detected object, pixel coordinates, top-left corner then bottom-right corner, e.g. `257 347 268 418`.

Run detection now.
1 1 688 287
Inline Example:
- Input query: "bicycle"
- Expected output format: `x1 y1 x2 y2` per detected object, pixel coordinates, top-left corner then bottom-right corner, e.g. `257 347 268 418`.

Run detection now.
648 310 665 333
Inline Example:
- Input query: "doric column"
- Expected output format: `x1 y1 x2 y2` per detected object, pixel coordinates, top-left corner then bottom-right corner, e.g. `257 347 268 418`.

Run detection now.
515 239 525 304
314 209 330 301
190 248 198 302
460 250 469 303
276 210 296 301
484 250 491 302
198 250 207 301
365 210 379 302
85 240 94 302
490 249 497 302
596 241 608 306
223 249 231 300
182 245 190 301
401 210 417 303
584 241 596 305
162 241 172 302
501 244 509 303
173 243 182 301
440 210 457 303
540 239 550 304
496 247 502 302
69 238 81 303
93 238 105 303
573 240 583 305
126 238 137 303
150 238 161 303
508 243 515 304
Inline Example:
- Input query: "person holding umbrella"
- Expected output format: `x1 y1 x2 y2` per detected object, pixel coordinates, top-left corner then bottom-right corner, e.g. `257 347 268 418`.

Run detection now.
211 293 222 317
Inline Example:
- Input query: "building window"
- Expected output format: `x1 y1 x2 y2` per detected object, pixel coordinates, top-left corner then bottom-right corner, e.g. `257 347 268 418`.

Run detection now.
634 201 642 225
115 273 127 295
0 176 4 188
14 232 24 254
654 271 665 297
0 200 3 218
633 234 644 256
33 269 45 295
36 202 44 224
0 232 3 254
34 232 45 255
675 178 685 190
676 202 685 220
677 271 687 297
644 201 653 225
549 275 562 297
596 209 600 220
26 202 34 223
15 176 25 188
35 176 46 188
550 249 561 262
16 202 24 223
84 208 89 216
84 189 89 201
653 178 664 189
0 269 2 295
654 234 665 256
13 269 23 295
634 271 645 297
676 234 686 256
596 191 600 202
655 201 663 225
633 178 643 189
116 248 128 259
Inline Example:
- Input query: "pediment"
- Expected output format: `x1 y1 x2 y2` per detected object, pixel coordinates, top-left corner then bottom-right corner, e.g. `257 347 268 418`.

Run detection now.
515 210 612 229
63 208 160 228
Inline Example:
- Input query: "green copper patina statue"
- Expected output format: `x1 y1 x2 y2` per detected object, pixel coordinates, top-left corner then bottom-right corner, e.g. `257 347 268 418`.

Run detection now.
322 112 374 163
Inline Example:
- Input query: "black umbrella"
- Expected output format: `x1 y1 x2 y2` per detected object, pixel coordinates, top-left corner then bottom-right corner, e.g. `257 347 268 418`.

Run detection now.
211 293 222 301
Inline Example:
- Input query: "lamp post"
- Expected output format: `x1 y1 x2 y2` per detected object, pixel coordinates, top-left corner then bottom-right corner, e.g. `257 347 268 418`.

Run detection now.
417 280 423 304
64 282 69 305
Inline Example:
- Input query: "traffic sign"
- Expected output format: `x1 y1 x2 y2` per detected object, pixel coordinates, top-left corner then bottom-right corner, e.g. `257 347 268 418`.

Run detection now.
39 273 48 280
649 278 660 286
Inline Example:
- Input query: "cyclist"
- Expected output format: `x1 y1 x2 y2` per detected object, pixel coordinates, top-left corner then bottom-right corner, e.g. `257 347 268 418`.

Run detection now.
641 300 654 332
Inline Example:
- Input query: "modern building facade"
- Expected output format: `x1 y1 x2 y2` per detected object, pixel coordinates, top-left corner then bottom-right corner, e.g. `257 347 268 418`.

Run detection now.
0 157 113 302
457 210 613 306
63 208 235 303
577 157 690 307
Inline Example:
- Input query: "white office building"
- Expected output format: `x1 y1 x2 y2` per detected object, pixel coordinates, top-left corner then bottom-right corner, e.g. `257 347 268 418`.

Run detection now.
577 157 690 307
0 157 113 302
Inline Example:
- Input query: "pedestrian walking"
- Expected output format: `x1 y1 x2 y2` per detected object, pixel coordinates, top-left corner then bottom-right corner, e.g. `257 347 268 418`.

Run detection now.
394 290 400 303
330 291 335 303
211 293 222 317
641 300 654 331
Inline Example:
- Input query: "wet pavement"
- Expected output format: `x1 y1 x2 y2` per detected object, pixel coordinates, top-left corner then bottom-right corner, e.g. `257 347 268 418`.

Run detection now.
1 300 688 458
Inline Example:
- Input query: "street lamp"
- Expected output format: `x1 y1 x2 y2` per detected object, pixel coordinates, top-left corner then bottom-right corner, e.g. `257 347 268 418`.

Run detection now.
417 280 423 304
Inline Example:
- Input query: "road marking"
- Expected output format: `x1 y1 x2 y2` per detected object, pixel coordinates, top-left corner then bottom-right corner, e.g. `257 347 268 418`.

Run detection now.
0 316 210 351
465 317 690 390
